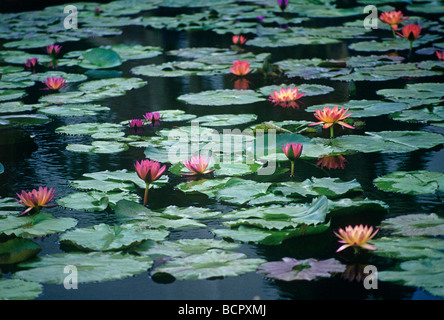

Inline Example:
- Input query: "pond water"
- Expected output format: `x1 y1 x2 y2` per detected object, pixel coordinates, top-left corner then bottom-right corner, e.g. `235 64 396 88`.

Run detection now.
0 0 444 301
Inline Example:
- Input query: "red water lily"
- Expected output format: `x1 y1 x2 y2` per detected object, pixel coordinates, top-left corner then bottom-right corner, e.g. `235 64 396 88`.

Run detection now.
15 186 56 216
232 35 247 46
135 159 166 206
436 50 444 60
181 155 214 176
230 60 253 76
334 225 379 253
283 142 303 176
42 76 67 90
309 106 354 138
25 58 38 70
397 24 422 41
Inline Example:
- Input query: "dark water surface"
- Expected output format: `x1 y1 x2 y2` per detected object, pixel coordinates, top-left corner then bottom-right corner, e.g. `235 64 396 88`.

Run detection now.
1 3 444 300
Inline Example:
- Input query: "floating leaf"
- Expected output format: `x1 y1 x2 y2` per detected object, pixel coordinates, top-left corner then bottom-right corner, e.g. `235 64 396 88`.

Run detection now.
59 223 169 252
38 104 110 117
57 191 140 212
79 48 122 69
0 238 41 265
151 249 265 280
374 170 444 195
178 89 266 106
0 213 78 238
379 213 444 237
193 114 257 127
15 252 153 284
0 279 42 300
373 237 444 260
257 257 346 281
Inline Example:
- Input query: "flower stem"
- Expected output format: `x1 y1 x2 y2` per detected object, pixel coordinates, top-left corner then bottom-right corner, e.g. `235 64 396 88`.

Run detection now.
330 126 334 139
290 161 295 177
408 40 413 60
391 28 396 38
143 184 150 206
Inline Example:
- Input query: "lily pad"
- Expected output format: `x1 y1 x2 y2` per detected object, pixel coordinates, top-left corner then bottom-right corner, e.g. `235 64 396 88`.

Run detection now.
38 104 110 117
193 114 257 127
0 279 42 300
373 237 444 260
59 223 169 252
374 170 444 195
79 48 122 69
56 191 140 211
257 257 345 281
379 213 444 237
151 249 265 280
66 140 129 154
0 213 78 238
15 252 153 284
178 89 266 106
0 238 41 265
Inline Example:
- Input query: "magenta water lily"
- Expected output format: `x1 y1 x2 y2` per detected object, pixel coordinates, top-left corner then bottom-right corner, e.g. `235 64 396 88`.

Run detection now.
129 119 144 128
134 159 166 206
283 142 302 177
46 44 62 57
42 76 67 90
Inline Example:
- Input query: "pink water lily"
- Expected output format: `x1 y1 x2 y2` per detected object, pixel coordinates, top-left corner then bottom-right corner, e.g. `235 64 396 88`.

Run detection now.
143 112 162 122
283 143 302 177
46 44 62 56
181 155 214 176
334 225 379 253
25 58 38 69
134 159 166 206
15 186 56 216
436 50 444 60
42 76 67 90
268 86 305 109
129 119 144 128
309 106 354 138
277 0 289 11
316 154 347 170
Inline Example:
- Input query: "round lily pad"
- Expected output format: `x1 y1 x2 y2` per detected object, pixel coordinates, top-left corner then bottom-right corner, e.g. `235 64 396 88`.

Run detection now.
374 170 444 195
178 89 266 106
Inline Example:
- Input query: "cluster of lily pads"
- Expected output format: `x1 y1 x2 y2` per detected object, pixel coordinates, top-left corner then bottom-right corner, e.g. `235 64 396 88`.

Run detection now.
1 0 444 300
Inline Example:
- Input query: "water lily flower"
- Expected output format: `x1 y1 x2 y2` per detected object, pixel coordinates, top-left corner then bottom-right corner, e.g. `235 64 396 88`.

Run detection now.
268 86 305 109
46 44 62 57
232 35 247 46
397 24 422 55
42 76 67 90
15 186 56 216
94 7 102 15
334 225 379 253
143 112 162 122
25 58 38 70
316 154 347 170
181 154 214 176
379 10 408 36
230 60 253 76
134 159 166 206
257 15 265 22
436 50 444 60
309 106 355 138
283 142 302 176
129 119 144 128
277 0 289 11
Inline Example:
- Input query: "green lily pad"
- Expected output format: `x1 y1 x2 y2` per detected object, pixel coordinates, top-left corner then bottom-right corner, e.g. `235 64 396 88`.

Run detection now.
79 48 122 69
0 89 26 102
374 170 444 195
57 191 140 212
134 238 240 258
379 213 444 237
15 252 153 284
59 223 169 252
113 200 206 229
66 140 129 154
55 122 123 136
0 101 37 114
373 237 444 260
178 89 266 106
0 114 51 128
0 238 41 265
257 257 346 281
349 34 441 52
193 114 257 127
0 213 78 238
158 109 196 122
38 104 110 117
29 71 88 83
151 249 265 280
0 279 42 300
316 131 444 154
378 258 444 298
